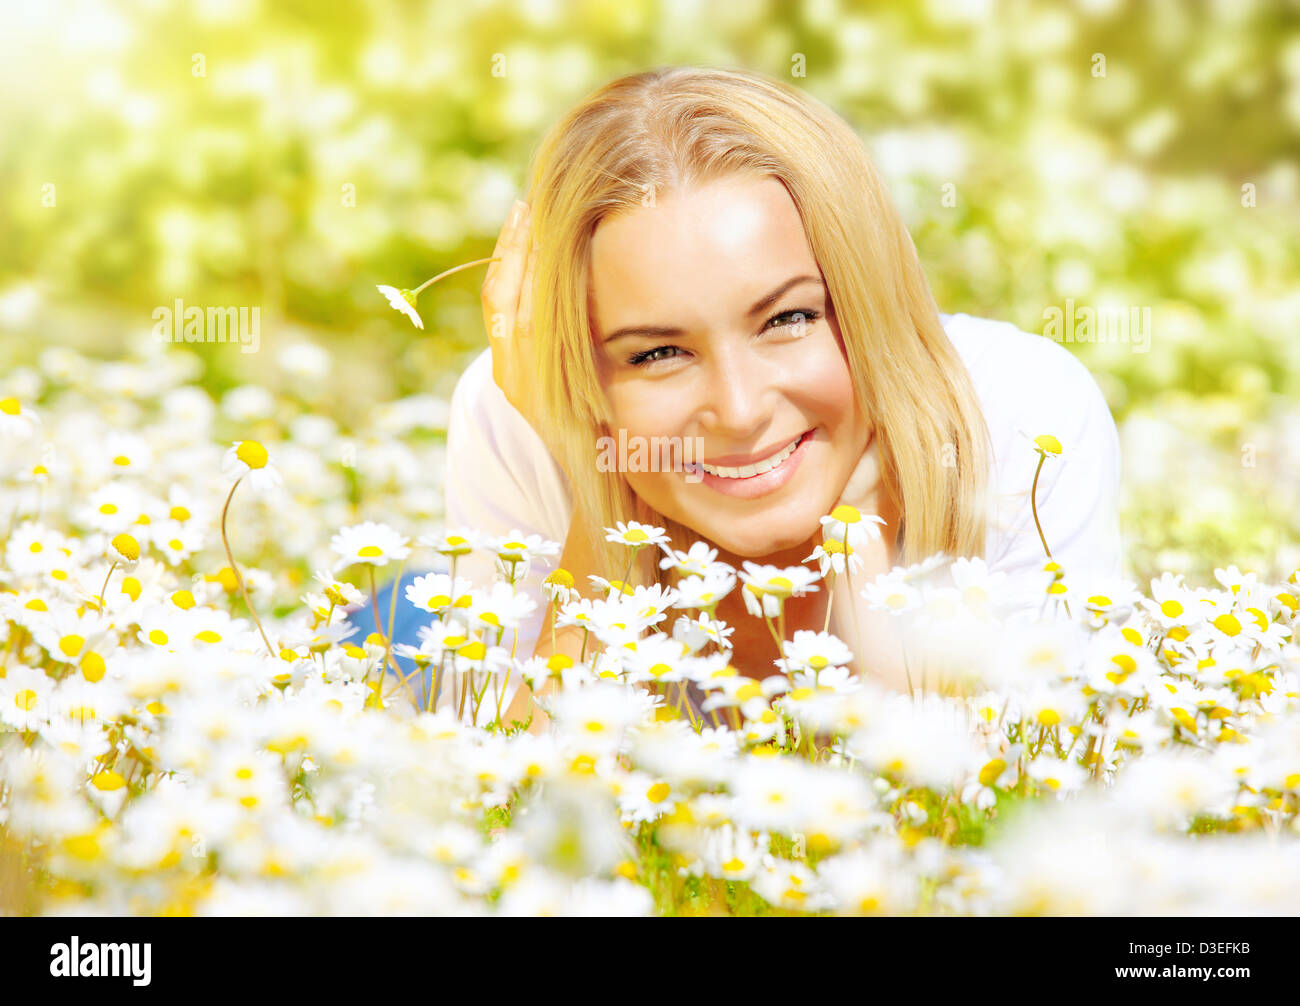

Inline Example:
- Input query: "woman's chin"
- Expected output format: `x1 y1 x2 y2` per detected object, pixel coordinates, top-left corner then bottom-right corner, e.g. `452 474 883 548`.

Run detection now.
696 519 818 562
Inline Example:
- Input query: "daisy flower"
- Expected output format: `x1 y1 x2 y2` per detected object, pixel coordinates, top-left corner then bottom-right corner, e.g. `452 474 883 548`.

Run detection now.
1026 755 1089 797
330 521 411 571
0 665 55 731
1142 573 1203 632
819 846 920 916
672 611 734 653
555 596 604 634
728 755 818 834
542 568 578 607
658 540 722 578
4 521 69 577
860 569 923 614
672 569 737 610
487 530 560 580
79 481 144 534
584 595 662 649
150 519 205 565
376 285 424 330
781 630 854 677
312 569 366 609
418 528 484 558
619 632 693 685
624 583 679 623
806 535 865 578
221 440 283 494
0 395 39 437
604 520 669 550
1031 432 1063 457
107 531 143 565
466 580 538 634
404 571 473 615
696 823 768 883
737 562 821 619
750 859 836 914
949 557 1008 617
819 505 887 551
101 431 153 474
545 681 652 750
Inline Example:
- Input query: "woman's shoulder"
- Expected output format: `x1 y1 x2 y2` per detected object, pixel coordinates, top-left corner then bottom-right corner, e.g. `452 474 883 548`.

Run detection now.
937 311 1116 451
937 312 1124 581
939 312 1100 398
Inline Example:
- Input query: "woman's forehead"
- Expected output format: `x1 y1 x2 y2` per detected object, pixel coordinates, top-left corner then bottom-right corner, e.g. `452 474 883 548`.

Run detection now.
588 176 818 329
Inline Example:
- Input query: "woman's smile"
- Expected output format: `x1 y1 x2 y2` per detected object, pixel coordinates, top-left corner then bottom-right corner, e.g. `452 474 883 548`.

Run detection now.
685 427 816 499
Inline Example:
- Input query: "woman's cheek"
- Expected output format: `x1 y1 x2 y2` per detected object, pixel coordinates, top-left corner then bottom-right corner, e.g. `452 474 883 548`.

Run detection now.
789 335 856 413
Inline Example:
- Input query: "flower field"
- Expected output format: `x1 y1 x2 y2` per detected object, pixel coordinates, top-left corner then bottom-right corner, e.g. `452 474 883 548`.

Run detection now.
2 351 1298 917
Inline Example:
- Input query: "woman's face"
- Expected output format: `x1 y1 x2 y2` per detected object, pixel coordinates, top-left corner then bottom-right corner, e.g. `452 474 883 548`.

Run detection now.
588 174 871 559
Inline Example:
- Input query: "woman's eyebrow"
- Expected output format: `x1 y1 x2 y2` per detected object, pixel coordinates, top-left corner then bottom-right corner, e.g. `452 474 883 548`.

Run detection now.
601 274 824 344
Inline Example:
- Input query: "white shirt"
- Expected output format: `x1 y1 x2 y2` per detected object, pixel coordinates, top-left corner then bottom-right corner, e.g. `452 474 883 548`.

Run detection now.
442 311 1124 709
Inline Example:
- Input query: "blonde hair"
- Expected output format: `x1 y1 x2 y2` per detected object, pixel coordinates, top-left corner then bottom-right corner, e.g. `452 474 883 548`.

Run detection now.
522 65 992 590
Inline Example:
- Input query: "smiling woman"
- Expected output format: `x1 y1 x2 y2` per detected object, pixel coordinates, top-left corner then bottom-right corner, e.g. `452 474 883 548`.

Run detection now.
439 65 1123 726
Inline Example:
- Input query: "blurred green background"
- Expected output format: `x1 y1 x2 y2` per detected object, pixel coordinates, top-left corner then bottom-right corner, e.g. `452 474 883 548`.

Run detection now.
1 0 1298 587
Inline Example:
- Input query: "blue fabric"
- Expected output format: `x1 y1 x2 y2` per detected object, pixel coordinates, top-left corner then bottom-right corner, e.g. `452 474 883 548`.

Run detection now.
348 566 444 706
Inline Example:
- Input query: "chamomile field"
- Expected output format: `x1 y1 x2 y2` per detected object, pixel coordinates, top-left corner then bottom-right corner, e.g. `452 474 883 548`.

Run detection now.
1 369 1298 915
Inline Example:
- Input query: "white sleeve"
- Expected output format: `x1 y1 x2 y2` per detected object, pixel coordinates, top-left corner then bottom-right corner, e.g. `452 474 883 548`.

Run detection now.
981 337 1125 596
442 347 573 702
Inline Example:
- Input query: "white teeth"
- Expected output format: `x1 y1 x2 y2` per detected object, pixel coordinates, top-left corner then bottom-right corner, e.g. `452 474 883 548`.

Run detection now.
697 433 805 479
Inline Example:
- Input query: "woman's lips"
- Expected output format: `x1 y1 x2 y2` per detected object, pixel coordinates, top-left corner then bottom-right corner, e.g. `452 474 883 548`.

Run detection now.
686 429 815 499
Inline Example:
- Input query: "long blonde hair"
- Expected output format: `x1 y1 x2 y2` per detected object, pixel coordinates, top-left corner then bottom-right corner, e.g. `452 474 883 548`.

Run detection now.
521 65 992 590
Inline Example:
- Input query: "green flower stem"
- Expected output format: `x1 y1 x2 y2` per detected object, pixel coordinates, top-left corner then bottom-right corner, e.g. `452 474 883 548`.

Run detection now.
411 256 501 296
220 476 277 659
96 561 118 614
1029 451 1073 619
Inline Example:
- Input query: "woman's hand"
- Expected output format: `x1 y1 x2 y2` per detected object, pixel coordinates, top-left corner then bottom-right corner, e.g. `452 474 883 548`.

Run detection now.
481 199 545 434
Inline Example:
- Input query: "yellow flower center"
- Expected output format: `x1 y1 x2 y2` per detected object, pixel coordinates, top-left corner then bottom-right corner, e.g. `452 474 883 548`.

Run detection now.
81 653 106 682
111 533 141 561
235 441 269 469
1213 613 1241 636
0 397 21 415
545 568 575 588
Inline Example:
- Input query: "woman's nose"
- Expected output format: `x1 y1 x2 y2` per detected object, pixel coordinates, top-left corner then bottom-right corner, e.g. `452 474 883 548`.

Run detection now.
701 349 772 440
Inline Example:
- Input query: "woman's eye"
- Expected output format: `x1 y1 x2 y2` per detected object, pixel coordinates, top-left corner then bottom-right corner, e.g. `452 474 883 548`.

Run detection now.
764 308 821 334
626 309 820 367
627 345 681 367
